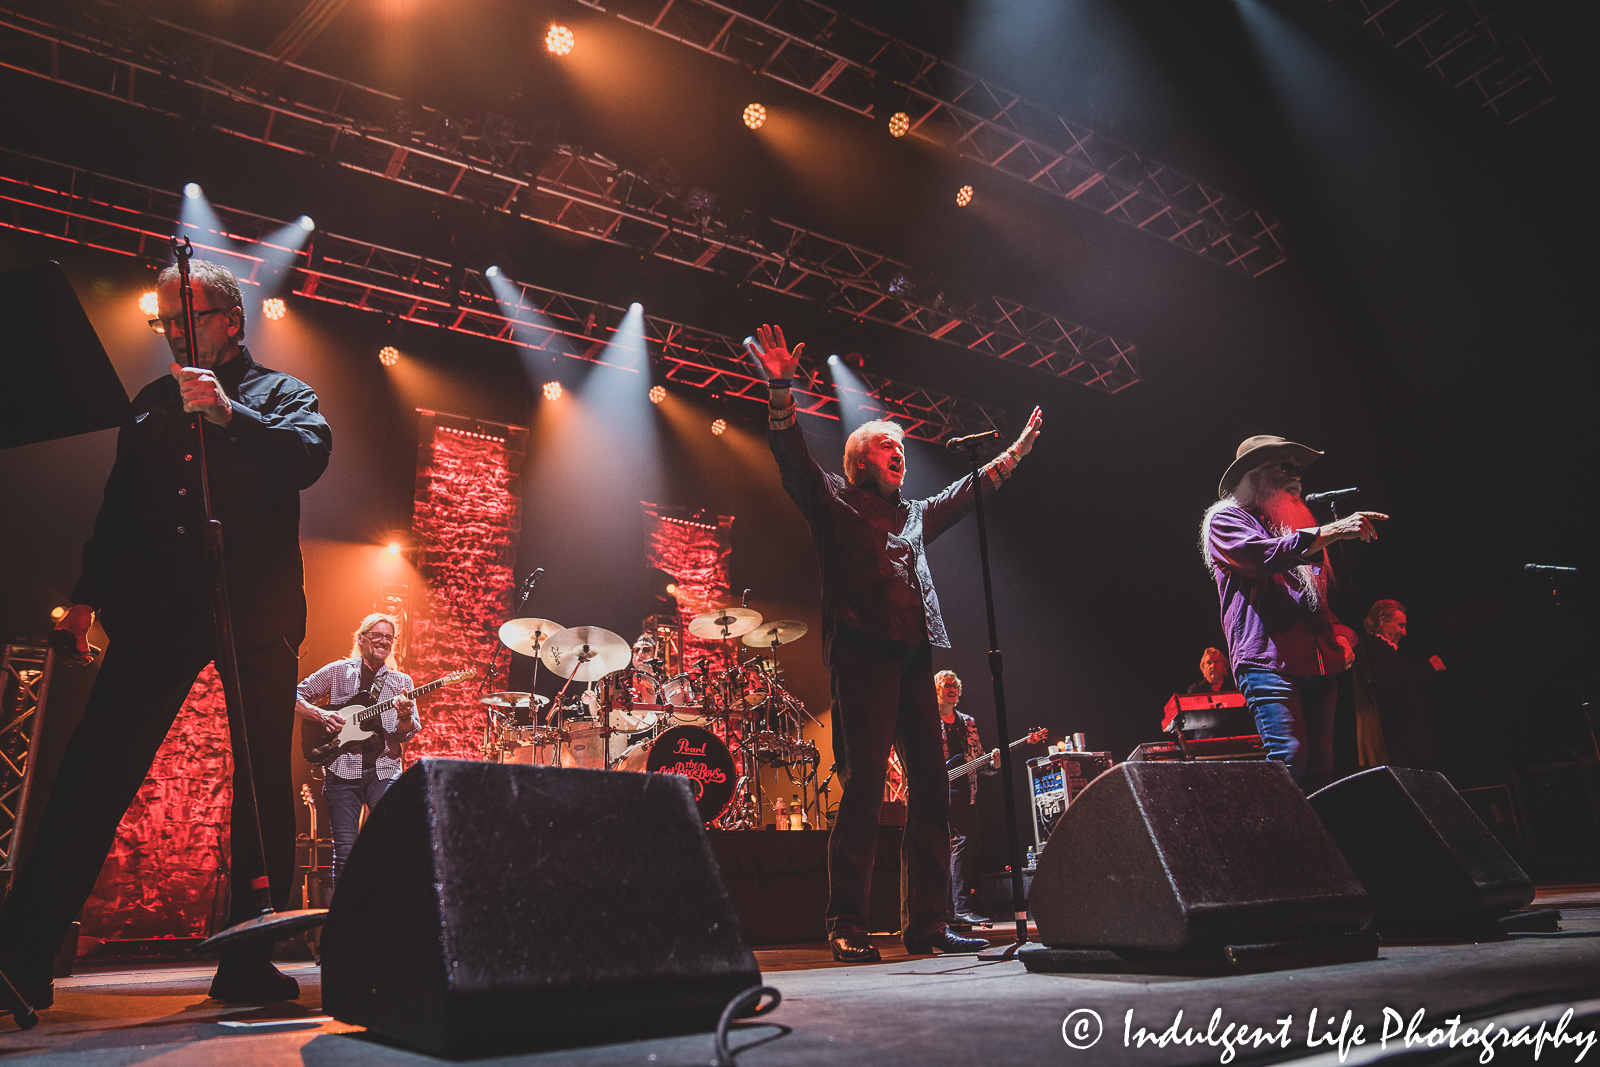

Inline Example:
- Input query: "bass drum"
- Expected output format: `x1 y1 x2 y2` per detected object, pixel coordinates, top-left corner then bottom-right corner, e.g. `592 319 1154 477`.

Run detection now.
617 725 736 825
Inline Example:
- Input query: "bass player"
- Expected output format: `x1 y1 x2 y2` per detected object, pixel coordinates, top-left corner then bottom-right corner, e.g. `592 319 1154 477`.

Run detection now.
295 613 417 896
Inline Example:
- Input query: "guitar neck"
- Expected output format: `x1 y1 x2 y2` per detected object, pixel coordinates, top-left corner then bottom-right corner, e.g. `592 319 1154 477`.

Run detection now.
354 676 449 724
949 735 1032 781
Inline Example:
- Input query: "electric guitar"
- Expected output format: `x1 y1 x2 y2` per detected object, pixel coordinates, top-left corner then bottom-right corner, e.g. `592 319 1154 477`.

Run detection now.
947 726 1050 782
301 668 474 765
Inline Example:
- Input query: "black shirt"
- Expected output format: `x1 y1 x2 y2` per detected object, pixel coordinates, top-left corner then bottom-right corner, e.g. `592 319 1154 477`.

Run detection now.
72 347 332 647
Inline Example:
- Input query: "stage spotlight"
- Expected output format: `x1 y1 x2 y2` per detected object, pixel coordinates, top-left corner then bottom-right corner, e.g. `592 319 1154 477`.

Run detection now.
956 184 974 207
827 354 840 366
743 103 767 130
261 297 286 321
546 24 574 56
649 384 666 404
139 290 159 317
665 583 678 596
711 418 727 436
387 541 402 556
184 182 202 199
378 345 400 366
544 381 563 401
486 265 501 278
50 606 66 620
888 112 910 138
298 215 315 231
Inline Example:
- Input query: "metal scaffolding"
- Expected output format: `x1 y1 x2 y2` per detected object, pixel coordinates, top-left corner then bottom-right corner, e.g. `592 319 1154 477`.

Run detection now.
573 0 1288 278
0 149 1004 442
0 5 1139 395
1 641 53 880
1320 0 1557 124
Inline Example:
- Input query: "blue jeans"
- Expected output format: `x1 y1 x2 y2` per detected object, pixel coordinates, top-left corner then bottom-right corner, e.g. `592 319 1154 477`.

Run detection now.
324 770 394 895
1236 667 1339 792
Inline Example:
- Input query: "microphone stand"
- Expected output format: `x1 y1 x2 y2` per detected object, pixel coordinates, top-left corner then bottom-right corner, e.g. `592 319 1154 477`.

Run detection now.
172 238 323 955
955 438 1034 956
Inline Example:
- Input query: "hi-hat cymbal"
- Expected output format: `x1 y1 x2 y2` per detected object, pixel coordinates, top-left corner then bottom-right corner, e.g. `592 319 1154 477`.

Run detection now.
478 691 551 709
541 625 632 682
741 619 809 648
499 618 565 657
687 606 763 640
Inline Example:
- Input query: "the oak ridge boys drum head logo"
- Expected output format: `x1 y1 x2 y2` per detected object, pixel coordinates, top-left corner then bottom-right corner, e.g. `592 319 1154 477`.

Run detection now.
645 725 736 823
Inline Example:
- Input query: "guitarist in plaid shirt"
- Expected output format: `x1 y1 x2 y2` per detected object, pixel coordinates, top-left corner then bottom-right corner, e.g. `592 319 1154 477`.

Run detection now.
294 613 416 897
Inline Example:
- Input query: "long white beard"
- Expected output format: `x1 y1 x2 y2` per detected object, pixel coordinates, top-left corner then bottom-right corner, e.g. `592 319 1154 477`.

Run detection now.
1259 489 1327 610
1201 491 1328 610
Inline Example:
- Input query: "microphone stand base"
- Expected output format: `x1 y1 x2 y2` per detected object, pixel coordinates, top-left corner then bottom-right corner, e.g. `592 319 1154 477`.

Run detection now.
196 909 329 956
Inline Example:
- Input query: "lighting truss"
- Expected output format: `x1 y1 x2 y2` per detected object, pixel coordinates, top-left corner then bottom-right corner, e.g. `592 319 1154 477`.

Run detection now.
1318 0 1557 123
1 641 52 875
573 0 1288 278
0 150 1004 443
0 4 1138 394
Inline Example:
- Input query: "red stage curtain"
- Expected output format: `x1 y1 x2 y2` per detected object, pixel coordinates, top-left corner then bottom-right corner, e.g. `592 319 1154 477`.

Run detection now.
81 664 231 941
643 503 736 675
404 413 526 762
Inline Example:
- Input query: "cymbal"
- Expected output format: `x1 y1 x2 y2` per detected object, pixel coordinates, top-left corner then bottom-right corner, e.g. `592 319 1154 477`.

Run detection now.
478 691 551 709
541 625 632 682
499 617 565 657
741 619 809 647
687 606 763 640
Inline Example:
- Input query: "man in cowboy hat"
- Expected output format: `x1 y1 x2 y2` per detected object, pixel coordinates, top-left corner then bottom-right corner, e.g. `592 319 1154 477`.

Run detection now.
1200 436 1387 791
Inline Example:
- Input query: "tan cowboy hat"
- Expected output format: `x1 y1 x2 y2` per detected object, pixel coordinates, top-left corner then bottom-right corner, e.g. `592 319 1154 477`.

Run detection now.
1218 435 1323 498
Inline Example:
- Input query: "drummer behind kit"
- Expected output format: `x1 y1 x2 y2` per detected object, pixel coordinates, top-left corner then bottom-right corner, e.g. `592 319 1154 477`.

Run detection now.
479 606 822 829
300 668 475 765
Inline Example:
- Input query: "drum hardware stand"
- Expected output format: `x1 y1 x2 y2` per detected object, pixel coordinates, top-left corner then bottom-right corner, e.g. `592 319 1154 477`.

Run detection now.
166 238 322 956
952 433 1033 957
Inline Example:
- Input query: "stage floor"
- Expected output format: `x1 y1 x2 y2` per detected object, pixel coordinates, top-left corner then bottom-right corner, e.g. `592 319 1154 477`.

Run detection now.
4 888 1598 1066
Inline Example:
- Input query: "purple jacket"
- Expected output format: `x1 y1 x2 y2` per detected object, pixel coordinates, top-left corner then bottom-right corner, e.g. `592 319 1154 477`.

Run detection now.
1206 504 1348 677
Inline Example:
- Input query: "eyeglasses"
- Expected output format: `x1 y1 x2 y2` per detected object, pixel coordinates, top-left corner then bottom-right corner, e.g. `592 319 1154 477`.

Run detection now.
363 633 396 646
1265 461 1303 476
148 307 230 335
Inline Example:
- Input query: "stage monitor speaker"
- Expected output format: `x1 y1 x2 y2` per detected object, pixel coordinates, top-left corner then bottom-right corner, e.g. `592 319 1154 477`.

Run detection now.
1030 761 1372 952
321 760 761 1056
1307 766 1535 937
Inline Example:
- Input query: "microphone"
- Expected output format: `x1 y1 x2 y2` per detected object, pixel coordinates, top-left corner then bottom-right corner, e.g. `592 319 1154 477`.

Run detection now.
1525 564 1578 573
741 588 752 607
1305 487 1360 503
522 568 544 591
945 430 1000 451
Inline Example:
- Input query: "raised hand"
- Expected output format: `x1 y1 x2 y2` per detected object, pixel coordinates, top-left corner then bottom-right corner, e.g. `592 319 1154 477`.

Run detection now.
1012 406 1043 457
743 324 804 381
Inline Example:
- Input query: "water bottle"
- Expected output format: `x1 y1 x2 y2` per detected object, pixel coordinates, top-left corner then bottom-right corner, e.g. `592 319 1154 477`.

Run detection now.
773 794 789 829
789 794 805 831
1026 845 1036 870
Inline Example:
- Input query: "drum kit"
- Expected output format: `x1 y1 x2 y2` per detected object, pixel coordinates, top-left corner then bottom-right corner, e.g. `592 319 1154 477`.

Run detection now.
477 606 821 827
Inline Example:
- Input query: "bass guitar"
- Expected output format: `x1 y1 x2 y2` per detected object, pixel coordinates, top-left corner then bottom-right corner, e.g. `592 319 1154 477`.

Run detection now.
301 667 474 765
947 726 1050 782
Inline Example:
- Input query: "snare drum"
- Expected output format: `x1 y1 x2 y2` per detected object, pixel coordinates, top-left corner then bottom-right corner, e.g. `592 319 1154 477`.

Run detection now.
617 725 736 825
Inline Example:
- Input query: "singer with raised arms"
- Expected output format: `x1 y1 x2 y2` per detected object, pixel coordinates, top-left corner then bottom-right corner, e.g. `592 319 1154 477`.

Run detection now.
746 323 1041 962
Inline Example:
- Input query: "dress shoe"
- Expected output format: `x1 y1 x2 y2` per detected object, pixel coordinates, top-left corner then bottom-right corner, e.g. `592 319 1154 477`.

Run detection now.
208 952 300 1003
903 924 988 955
829 933 882 963
953 910 990 926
